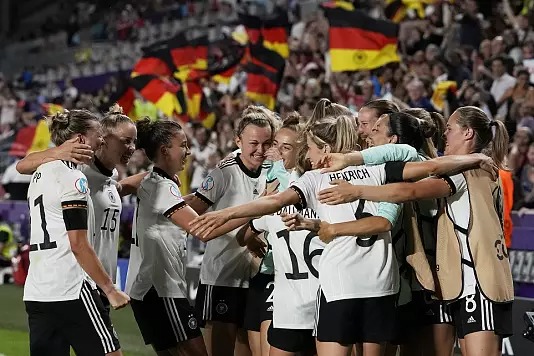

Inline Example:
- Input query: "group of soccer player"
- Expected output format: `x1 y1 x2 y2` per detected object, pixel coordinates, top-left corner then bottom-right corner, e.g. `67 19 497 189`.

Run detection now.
19 97 514 356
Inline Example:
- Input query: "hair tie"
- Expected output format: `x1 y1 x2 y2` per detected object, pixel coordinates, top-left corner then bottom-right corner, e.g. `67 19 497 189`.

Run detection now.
489 121 498 127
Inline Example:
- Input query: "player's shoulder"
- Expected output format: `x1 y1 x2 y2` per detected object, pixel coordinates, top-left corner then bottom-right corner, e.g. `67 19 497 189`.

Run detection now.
217 157 238 171
39 160 83 180
144 168 181 194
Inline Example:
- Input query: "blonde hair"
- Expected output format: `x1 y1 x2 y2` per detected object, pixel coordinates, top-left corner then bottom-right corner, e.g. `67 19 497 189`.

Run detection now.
306 115 360 154
235 105 280 138
101 104 133 134
307 98 352 125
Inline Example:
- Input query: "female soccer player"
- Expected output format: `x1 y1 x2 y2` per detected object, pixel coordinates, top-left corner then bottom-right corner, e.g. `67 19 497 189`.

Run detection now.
125 118 248 356
185 105 279 356
18 104 137 312
356 100 400 149
233 113 323 356
316 106 512 356
24 109 129 356
189 114 402 356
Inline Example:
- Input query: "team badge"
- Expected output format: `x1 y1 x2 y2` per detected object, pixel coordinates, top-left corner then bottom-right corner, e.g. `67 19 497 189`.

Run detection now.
108 191 116 203
201 176 214 191
170 184 181 197
75 177 89 194
188 316 198 330
216 302 228 315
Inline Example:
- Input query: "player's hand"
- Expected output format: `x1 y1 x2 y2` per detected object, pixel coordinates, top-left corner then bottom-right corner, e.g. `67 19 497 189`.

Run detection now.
265 147 282 162
54 137 93 165
189 210 231 239
317 179 360 205
281 212 317 231
475 153 498 180
317 153 349 173
246 235 267 258
106 289 130 310
318 221 336 244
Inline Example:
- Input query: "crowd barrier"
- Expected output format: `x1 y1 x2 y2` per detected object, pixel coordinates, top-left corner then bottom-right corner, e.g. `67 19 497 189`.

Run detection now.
2 201 534 354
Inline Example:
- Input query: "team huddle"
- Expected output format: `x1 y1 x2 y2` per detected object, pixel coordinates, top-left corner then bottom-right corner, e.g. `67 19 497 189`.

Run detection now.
19 98 514 356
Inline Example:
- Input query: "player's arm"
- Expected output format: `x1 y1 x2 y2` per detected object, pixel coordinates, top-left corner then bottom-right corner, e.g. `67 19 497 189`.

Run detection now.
318 216 392 244
398 153 497 181
63 203 129 310
167 204 251 242
320 177 452 205
281 212 321 232
117 172 148 197
318 144 419 172
189 189 301 239
16 137 93 174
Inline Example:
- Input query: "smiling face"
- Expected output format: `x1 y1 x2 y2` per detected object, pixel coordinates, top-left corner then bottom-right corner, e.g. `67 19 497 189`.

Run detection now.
444 111 468 156
163 130 191 174
235 124 273 170
357 108 379 139
369 114 397 147
305 135 328 169
102 122 137 166
273 128 298 170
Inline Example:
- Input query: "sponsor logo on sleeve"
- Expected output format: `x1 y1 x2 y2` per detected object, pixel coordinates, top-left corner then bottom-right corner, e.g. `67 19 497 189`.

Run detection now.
75 177 89 194
201 176 214 191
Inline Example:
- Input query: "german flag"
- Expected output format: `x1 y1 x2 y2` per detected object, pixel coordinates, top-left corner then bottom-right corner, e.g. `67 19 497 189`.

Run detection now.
109 86 136 118
183 81 216 129
168 35 209 75
384 0 406 23
385 0 433 22
131 75 186 117
262 13 289 58
131 49 173 77
239 13 262 44
245 44 285 110
325 7 400 72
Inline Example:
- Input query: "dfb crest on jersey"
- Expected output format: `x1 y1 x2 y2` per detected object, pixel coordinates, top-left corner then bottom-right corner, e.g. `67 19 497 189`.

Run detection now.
216 302 228 315
169 184 181 197
188 316 198 330
75 177 89 194
108 190 116 203
202 176 214 191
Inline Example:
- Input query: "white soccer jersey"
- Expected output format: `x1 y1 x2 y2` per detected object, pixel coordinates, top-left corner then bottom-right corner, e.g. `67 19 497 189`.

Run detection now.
81 160 121 283
442 173 477 299
24 161 95 302
290 165 399 302
195 154 267 287
251 205 324 329
125 168 189 300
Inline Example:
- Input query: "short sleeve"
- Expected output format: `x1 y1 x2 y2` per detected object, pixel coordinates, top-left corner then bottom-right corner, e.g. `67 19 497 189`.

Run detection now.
361 144 419 165
59 171 89 208
194 167 227 206
289 171 318 211
250 216 267 234
153 180 186 218
58 170 89 231
376 202 402 226
439 173 467 197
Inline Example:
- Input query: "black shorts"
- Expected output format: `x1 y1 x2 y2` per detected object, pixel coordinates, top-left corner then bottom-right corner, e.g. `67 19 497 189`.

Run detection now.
412 290 453 325
268 324 315 353
243 273 274 332
449 287 513 339
315 290 397 344
25 282 120 356
195 282 248 327
131 287 202 351
391 301 417 344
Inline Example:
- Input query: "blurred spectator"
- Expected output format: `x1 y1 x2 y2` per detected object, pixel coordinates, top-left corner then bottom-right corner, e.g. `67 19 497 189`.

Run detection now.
0 215 16 268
